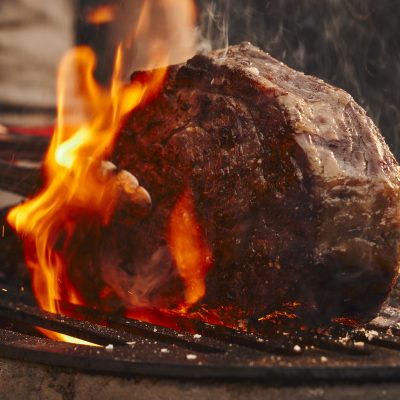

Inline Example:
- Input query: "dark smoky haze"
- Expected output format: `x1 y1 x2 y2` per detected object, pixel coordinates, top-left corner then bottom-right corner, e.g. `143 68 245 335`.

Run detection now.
196 0 400 159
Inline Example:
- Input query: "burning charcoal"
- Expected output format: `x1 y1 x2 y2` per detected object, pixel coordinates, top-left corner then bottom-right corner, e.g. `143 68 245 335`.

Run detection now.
113 42 400 324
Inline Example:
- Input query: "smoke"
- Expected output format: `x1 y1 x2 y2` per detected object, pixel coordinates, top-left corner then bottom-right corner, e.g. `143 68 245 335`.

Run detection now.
77 1 400 156
195 0 400 158
196 0 230 53
100 246 177 308
77 0 198 80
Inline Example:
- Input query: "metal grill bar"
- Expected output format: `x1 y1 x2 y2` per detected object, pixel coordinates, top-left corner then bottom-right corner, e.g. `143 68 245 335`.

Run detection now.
1 296 400 380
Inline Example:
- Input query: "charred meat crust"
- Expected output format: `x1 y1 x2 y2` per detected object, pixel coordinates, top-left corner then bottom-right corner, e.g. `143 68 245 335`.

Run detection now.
113 42 400 323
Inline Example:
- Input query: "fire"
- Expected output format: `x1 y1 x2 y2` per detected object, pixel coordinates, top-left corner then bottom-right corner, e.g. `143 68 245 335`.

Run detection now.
7 45 166 343
86 5 117 24
124 188 214 326
168 189 213 310
38 327 100 347
7 0 201 344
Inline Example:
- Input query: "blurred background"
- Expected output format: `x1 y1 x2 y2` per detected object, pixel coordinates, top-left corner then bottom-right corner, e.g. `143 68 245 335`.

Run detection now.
0 0 399 206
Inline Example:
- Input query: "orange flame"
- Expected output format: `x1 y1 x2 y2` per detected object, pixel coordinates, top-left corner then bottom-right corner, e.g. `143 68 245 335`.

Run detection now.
8 46 165 312
7 0 198 344
168 189 213 311
37 327 100 347
7 46 166 345
86 5 117 25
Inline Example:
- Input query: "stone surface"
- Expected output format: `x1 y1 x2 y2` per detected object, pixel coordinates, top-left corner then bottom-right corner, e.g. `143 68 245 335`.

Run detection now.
1 357 400 400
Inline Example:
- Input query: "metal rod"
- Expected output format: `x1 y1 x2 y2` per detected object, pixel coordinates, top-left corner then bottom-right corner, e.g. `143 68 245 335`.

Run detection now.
0 132 49 161
0 299 129 346
0 160 41 197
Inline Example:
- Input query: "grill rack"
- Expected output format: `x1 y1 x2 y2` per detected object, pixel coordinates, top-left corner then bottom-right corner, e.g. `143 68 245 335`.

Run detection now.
1 289 400 381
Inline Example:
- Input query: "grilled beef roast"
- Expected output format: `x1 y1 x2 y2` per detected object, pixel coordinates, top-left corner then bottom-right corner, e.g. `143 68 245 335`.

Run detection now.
112 42 400 323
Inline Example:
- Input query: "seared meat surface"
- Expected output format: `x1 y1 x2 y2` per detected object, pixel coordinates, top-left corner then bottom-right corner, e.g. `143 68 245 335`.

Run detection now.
112 42 400 323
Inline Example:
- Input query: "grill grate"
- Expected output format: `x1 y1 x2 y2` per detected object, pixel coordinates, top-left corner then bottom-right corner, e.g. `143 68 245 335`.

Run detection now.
1 291 400 381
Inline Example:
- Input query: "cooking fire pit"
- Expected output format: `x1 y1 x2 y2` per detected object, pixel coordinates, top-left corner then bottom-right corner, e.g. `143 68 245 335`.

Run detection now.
1 1 400 399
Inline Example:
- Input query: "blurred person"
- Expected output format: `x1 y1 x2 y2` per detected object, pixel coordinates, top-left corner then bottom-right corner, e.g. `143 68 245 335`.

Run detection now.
0 0 74 207
0 0 75 127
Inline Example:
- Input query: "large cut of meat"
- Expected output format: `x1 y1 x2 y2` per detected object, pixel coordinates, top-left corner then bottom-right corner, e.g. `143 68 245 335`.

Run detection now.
111 42 400 323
